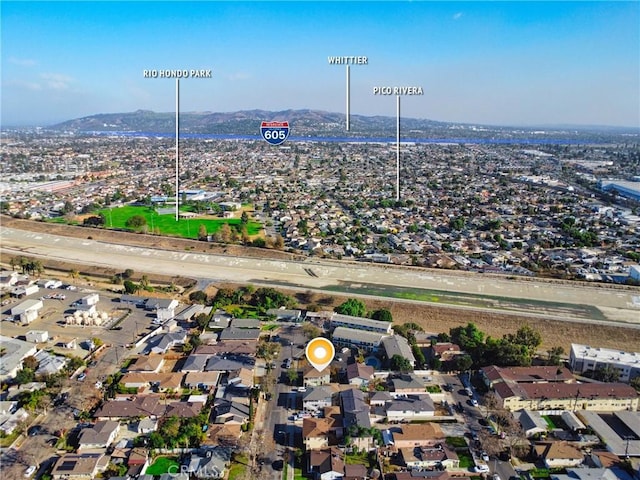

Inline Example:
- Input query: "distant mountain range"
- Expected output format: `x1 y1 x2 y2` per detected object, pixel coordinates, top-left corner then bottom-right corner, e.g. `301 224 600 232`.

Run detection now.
51 109 639 142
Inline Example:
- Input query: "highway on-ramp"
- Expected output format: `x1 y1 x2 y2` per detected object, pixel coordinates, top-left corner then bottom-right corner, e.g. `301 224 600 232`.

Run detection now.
2 227 639 326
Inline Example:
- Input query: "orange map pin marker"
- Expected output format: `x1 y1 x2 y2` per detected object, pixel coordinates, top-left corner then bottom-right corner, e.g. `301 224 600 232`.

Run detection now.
305 337 335 372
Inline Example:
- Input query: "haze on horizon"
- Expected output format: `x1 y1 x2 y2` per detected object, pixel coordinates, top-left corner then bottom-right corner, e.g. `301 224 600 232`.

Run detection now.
1 1 639 129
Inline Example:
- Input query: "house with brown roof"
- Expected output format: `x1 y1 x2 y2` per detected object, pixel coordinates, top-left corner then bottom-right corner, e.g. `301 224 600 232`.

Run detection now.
398 444 459 470
94 395 166 420
303 406 343 451
127 355 165 373
51 453 110 479
165 400 205 418
227 367 254 389
346 362 374 387
535 441 584 468
308 447 345 480
389 423 445 449
184 371 221 390
120 372 185 391
303 365 331 387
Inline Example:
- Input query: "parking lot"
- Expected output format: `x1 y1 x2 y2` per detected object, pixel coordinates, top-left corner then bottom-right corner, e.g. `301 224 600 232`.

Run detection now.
2 284 159 360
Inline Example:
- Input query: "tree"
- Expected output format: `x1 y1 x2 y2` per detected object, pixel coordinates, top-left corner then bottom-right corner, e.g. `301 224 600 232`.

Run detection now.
198 224 207 240
241 211 249 224
546 346 565 366
335 298 366 317
123 280 139 294
15 367 35 384
189 290 208 303
125 215 147 228
122 268 134 279
450 323 485 352
371 309 393 322
91 337 104 349
389 354 413 372
22 355 39 370
455 354 473 373
594 364 619 382
286 367 298 385
301 322 321 340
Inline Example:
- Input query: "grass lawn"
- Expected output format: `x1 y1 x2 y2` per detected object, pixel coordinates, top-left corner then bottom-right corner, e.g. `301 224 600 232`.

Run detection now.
0 431 19 448
446 436 468 448
146 456 180 475
530 468 551 478
228 453 249 480
293 466 306 480
97 205 262 239
457 450 475 468
261 323 279 331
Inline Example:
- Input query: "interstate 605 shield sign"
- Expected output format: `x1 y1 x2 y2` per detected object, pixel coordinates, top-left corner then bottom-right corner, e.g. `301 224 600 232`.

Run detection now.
260 121 290 145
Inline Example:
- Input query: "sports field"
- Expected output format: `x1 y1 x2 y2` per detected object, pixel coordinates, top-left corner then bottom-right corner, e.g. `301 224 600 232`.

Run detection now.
97 205 262 239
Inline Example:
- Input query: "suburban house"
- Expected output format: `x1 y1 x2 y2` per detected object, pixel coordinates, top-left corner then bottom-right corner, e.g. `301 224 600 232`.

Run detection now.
94 395 167 421
398 444 460 470
120 372 185 391
0 335 38 381
346 362 375 387
213 399 250 426
146 298 180 322
307 447 345 480
387 423 446 449
184 371 221 391
77 420 121 450
150 329 188 355
517 410 549 438
51 453 110 479
303 365 331 387
127 355 165 373
535 442 584 468
186 447 233 479
389 373 426 395
303 409 343 451
340 388 371 430
302 386 336 413
386 396 435 422
382 335 416 368
227 367 254 389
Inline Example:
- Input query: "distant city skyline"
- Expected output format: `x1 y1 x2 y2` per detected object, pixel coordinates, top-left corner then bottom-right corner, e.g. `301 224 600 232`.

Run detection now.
1 1 639 128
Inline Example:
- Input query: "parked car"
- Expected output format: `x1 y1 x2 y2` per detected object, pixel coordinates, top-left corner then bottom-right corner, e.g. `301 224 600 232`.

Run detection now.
77 373 86 382
24 465 37 478
481 451 489 461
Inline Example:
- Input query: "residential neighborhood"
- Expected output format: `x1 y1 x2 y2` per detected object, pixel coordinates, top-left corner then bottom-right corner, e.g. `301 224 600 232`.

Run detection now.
1 277 639 480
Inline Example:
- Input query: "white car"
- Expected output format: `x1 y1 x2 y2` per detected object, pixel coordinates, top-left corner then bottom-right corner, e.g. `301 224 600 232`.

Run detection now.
470 398 479 407
481 451 489 461
473 464 490 473
24 465 37 478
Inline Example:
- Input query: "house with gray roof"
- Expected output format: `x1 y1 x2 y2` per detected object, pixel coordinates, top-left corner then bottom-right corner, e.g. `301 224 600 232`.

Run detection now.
0 335 38 381
78 420 120 450
34 350 68 376
186 447 233 479
219 327 261 341
150 329 187 354
386 396 435 422
382 335 416 368
340 388 371 429
302 386 336 412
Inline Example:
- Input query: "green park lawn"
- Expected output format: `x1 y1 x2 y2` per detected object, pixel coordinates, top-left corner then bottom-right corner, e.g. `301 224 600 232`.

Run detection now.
96 205 261 239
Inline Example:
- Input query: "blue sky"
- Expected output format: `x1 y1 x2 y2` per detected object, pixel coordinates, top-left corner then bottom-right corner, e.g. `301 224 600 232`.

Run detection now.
2 1 639 127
